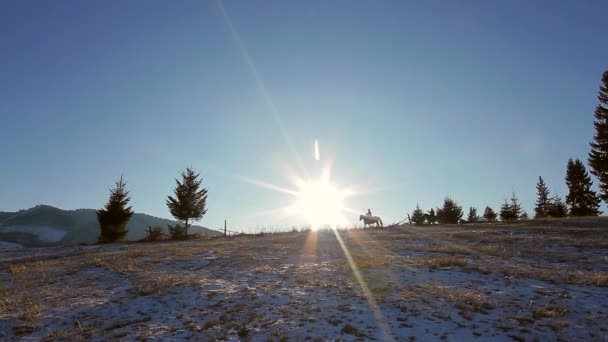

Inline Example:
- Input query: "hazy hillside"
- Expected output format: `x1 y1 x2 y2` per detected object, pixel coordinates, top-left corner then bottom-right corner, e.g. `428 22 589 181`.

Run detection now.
0 205 218 246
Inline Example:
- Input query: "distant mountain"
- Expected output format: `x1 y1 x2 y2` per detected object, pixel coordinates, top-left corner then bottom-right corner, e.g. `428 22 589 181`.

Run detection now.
0 205 219 247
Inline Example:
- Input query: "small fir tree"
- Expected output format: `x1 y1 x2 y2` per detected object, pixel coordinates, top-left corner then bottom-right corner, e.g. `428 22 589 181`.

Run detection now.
436 197 463 224
499 199 514 221
411 204 425 225
467 207 480 223
168 224 188 240
509 192 523 220
97 175 134 243
547 194 568 218
427 208 437 224
147 226 164 241
483 206 497 222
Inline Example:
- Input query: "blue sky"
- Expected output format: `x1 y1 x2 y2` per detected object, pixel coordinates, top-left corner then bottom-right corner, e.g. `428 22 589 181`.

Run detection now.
1 0 607 231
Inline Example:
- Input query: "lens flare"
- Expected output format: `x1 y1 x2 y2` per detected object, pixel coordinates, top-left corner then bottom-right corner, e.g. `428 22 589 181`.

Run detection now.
293 178 347 228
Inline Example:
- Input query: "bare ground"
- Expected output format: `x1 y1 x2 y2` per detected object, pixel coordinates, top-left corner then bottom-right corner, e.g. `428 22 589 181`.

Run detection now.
1 217 608 341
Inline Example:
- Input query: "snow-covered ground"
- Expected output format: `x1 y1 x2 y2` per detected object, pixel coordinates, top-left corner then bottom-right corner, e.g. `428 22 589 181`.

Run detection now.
1 221 607 341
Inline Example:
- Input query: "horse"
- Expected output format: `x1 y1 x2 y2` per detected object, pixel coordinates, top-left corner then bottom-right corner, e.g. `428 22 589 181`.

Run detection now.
359 214 383 228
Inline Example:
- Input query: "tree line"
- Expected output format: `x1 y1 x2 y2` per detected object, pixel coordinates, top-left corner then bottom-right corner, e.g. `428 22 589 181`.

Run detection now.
410 70 608 225
97 168 208 243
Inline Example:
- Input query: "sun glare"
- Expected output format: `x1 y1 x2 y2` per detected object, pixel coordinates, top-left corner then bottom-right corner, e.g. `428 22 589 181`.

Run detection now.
240 140 363 229
293 178 347 228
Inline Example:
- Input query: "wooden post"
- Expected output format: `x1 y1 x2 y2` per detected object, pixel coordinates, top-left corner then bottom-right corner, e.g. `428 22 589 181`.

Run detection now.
224 220 227 237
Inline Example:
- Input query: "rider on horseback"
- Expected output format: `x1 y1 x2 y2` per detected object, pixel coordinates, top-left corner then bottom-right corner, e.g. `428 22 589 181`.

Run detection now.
366 209 372 217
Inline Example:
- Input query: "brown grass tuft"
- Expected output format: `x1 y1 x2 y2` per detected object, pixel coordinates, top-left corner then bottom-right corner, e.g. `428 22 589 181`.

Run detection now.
532 305 568 319
423 256 468 269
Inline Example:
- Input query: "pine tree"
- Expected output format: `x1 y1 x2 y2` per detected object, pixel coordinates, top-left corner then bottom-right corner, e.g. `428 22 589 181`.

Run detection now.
483 206 497 222
427 208 437 224
534 176 551 218
97 175 134 243
467 207 479 223
547 194 568 217
166 168 208 238
520 211 529 220
588 70 608 203
509 192 523 220
436 197 463 224
565 158 601 216
499 199 513 221
411 204 425 225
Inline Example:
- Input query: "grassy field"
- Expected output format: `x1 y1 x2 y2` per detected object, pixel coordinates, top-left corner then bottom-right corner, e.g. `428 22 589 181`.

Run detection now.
1 218 607 341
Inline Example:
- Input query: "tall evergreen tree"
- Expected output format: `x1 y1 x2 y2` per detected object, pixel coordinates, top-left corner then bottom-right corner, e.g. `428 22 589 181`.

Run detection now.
534 176 551 218
436 197 463 224
547 194 568 218
483 206 497 222
97 175 134 243
411 204 425 225
467 207 480 223
565 158 601 216
589 70 608 203
166 168 208 238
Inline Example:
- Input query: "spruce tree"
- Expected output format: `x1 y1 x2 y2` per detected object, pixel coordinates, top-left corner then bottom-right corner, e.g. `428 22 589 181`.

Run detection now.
427 208 437 224
97 175 134 243
565 158 601 216
411 204 425 225
589 70 608 203
509 192 523 220
436 197 463 224
534 176 550 218
499 199 513 221
483 206 497 222
547 194 568 217
166 168 208 238
467 207 479 223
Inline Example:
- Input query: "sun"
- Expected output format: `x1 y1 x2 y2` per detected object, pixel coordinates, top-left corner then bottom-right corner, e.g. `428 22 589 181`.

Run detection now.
293 178 348 228
239 162 358 229
238 140 365 229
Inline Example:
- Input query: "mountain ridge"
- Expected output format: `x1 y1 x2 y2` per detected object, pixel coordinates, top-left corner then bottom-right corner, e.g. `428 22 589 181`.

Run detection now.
0 204 218 247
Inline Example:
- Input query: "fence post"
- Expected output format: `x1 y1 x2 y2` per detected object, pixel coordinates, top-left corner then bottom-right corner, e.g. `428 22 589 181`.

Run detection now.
224 220 227 237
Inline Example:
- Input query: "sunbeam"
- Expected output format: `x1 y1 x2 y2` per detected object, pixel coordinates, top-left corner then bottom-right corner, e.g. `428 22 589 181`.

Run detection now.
331 229 395 341
216 0 308 177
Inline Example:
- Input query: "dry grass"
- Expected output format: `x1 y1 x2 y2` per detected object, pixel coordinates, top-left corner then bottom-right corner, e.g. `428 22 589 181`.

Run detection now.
422 256 468 269
401 281 496 315
9 260 50 274
562 271 608 287
532 305 569 319
134 273 198 296
202 319 221 330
